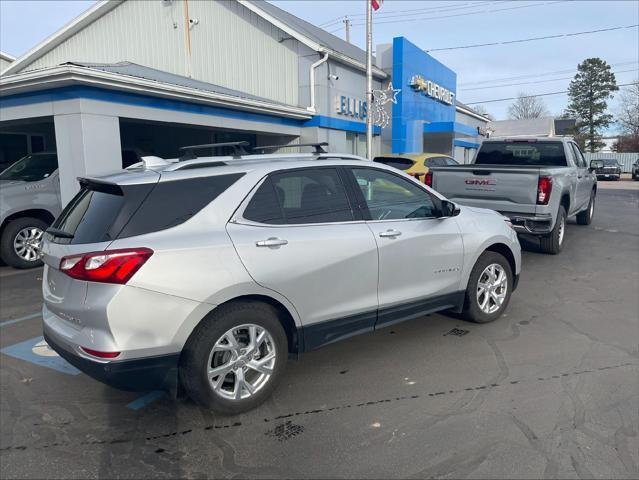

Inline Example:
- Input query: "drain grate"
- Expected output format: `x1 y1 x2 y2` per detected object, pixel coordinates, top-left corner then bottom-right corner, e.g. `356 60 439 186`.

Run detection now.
444 328 469 337
265 420 305 442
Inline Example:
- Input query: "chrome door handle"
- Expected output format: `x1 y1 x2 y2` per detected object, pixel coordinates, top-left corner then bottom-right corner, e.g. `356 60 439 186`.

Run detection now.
379 229 402 238
256 237 288 247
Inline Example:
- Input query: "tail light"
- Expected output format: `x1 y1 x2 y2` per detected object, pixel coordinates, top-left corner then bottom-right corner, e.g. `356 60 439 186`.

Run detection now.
60 248 153 284
80 346 121 359
425 171 433 187
537 176 552 205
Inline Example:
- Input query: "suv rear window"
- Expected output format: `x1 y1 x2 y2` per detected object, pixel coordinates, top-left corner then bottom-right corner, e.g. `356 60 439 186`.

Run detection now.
373 157 415 170
50 173 244 244
475 141 567 166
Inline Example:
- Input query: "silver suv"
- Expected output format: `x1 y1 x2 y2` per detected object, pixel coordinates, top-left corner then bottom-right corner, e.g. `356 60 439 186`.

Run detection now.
41 143 521 414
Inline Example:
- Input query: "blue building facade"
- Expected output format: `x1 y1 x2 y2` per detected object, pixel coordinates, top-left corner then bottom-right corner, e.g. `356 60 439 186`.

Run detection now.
379 37 487 159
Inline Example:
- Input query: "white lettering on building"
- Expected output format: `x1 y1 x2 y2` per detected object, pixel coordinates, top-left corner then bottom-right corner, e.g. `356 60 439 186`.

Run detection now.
408 75 455 106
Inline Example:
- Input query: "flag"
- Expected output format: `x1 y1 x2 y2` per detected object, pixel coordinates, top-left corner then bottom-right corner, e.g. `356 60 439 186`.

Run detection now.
371 0 383 11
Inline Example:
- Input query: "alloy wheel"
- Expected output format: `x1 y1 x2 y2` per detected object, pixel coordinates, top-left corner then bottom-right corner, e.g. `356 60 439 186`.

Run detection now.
13 227 44 262
557 216 565 246
206 324 276 401
476 263 508 314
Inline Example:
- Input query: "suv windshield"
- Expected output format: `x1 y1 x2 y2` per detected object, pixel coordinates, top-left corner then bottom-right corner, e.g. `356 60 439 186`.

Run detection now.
475 141 567 166
0 153 58 182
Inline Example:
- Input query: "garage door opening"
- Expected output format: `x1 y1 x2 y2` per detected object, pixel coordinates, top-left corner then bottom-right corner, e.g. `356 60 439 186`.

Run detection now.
119 118 298 164
0 117 56 172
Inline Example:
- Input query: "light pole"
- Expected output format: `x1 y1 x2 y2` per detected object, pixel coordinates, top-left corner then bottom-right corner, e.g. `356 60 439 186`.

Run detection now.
365 0 373 159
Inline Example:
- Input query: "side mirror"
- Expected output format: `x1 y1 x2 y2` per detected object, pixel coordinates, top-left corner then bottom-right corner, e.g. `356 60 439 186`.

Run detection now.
589 160 603 172
440 200 461 217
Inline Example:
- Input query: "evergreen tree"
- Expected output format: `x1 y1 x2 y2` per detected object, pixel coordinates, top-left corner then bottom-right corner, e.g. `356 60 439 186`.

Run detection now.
565 58 618 152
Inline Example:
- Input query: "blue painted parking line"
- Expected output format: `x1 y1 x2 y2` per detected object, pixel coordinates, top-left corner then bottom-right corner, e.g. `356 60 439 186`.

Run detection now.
0 312 41 327
126 390 165 410
3 335 166 410
0 336 81 375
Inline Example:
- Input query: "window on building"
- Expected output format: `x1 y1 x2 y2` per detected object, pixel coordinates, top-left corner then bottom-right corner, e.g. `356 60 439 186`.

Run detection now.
346 132 367 157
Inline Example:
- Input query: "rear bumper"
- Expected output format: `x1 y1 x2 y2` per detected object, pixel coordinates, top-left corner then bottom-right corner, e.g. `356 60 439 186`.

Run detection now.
504 213 553 235
43 329 179 393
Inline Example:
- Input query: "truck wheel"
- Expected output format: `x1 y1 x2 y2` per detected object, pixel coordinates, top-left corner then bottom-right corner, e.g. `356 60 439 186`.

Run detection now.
576 191 595 225
540 206 566 255
180 301 288 415
462 251 513 323
0 217 48 269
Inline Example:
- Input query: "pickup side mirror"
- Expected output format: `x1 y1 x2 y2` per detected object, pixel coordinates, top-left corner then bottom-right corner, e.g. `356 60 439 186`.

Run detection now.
440 200 461 217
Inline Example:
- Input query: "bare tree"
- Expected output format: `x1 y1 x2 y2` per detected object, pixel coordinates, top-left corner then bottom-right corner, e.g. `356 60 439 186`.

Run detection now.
616 80 639 136
470 104 494 120
507 92 550 119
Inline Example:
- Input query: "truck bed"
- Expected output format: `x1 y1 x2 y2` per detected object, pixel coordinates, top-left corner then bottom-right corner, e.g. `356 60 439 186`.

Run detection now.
429 164 571 216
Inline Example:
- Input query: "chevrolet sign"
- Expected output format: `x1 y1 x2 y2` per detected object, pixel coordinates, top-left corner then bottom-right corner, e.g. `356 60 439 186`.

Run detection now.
409 75 455 105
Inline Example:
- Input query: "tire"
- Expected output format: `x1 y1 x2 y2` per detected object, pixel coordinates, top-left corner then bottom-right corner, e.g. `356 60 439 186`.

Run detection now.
180 301 288 415
0 217 48 269
462 251 513 324
576 191 595 226
540 206 566 255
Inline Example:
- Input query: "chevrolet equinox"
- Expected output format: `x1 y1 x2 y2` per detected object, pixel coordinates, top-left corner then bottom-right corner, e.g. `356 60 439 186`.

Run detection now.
41 143 521 414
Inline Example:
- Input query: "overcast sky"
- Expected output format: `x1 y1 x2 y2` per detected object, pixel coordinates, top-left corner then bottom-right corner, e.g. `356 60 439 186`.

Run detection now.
1 0 637 123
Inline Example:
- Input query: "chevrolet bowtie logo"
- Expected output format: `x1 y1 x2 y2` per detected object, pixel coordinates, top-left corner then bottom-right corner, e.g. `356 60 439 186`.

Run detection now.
409 75 429 92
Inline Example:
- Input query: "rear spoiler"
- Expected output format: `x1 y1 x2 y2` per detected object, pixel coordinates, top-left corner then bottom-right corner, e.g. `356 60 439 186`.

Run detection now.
77 177 123 196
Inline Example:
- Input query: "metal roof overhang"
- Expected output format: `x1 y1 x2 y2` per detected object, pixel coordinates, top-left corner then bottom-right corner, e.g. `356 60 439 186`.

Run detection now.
0 65 313 120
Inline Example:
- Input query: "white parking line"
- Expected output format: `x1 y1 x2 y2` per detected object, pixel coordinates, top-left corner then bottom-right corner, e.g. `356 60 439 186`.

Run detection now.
0 312 41 327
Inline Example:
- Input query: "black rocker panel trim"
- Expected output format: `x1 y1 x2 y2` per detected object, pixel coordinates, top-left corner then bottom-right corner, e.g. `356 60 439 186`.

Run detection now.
301 291 465 352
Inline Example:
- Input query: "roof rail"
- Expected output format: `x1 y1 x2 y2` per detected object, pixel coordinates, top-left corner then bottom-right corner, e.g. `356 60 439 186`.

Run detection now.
252 142 328 154
179 141 250 160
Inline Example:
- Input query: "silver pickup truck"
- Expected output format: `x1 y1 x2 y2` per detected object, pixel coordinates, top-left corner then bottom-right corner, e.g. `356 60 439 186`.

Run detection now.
428 137 597 254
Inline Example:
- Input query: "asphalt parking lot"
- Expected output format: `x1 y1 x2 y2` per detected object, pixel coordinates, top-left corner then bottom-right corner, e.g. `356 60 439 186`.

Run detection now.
1 184 637 479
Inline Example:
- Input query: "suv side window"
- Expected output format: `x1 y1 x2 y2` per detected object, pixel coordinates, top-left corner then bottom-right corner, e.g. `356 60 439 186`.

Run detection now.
243 177 285 224
244 168 354 225
425 157 445 167
571 143 586 167
351 168 438 220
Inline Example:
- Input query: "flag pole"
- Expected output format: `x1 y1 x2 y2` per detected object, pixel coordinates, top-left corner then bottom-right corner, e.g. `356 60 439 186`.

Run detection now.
365 0 373 160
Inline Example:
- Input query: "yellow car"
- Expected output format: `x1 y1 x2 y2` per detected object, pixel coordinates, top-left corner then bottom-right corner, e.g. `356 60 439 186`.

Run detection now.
373 153 459 183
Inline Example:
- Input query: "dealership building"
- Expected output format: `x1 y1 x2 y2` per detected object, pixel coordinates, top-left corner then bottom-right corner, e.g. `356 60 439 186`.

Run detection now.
0 0 488 203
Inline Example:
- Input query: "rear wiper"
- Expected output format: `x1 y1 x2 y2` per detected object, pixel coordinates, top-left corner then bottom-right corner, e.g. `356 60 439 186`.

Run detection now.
46 227 74 239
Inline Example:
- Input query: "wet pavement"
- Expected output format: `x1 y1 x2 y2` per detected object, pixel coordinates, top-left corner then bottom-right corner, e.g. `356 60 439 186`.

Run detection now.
1 187 637 479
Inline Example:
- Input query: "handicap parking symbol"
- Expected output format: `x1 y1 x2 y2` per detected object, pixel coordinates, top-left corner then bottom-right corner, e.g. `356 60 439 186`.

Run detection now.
1 336 81 375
